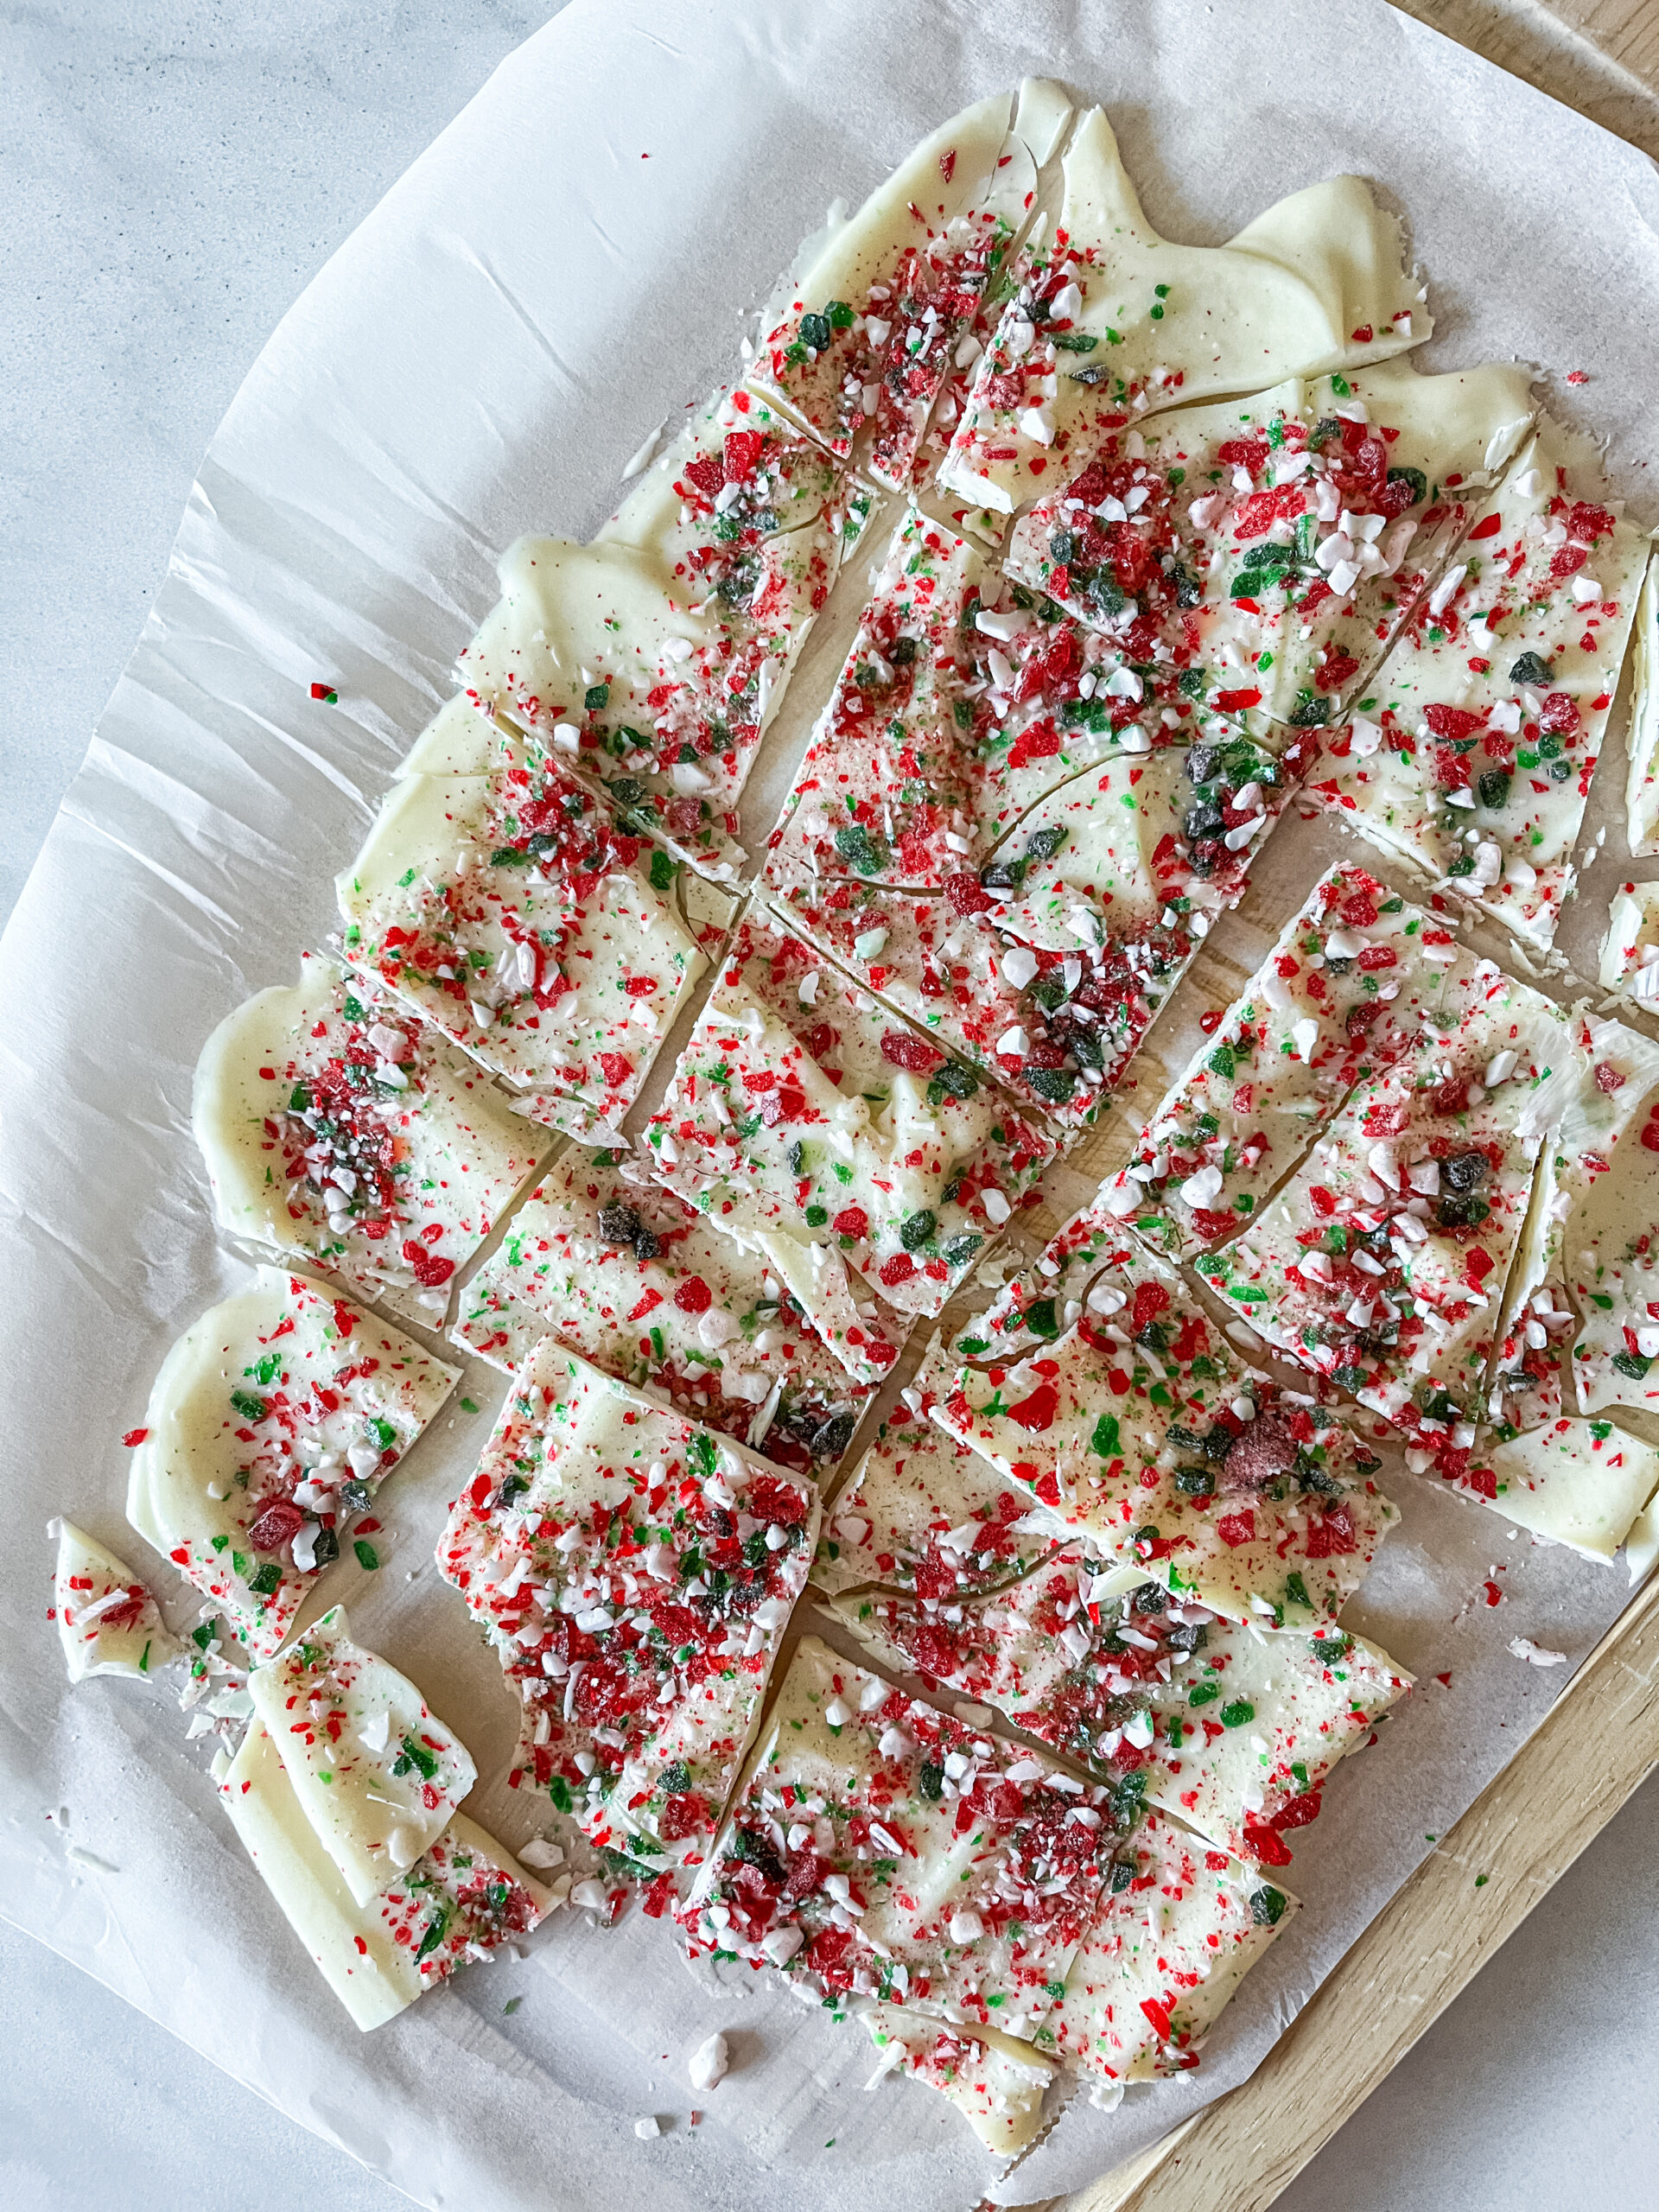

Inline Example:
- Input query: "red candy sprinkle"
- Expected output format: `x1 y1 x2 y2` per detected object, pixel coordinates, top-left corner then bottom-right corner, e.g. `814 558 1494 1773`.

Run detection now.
401 1240 456 1287
246 1499 306 1553
879 1029 944 1074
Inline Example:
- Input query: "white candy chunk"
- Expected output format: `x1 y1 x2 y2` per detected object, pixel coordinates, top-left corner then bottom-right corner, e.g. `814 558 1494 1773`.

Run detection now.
688 2031 730 2091
1180 1165 1224 1207
1427 564 1467 619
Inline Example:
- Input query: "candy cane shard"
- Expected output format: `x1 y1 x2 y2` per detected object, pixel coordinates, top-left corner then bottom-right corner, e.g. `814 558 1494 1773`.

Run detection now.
126 1269 457 1662
922 1205 1397 1627
859 2003 1058 2155
641 913 1054 1347
435 1343 817 1885
748 85 1077 488
1307 420 1649 948
1624 551 1659 855
812 1397 1065 1599
458 387 874 880
1033 1808 1296 2093
50 1517 181 1681
940 105 1428 520
830 1563 1408 1866
1003 356 1535 734
678 1634 1127 2027
454 1147 875 1475
194 951 545 1321
219 1721 550 2032
246 1604 475 1907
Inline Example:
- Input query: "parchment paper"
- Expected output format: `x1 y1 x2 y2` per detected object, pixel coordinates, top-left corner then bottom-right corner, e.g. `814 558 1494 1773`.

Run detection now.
7 3 1659 2208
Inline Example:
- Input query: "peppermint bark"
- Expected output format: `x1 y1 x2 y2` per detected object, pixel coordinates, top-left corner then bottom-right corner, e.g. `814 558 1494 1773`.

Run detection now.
833 1560 1409 1864
641 914 1054 1344
454 1147 875 1474
436 1343 817 1882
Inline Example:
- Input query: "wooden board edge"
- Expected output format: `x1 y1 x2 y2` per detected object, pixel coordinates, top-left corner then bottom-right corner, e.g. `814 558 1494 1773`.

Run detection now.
1383 0 1659 160
1022 1560 1659 2212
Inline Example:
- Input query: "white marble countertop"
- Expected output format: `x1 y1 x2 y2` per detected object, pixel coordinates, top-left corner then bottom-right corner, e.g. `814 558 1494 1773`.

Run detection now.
3 7 1656 2207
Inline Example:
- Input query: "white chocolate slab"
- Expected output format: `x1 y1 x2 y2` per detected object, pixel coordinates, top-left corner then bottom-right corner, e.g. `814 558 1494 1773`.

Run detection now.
49 1517 180 1682
860 2002 1056 2155
1599 882 1659 1010
126 1268 456 1662
940 105 1427 518
194 950 544 1318
925 1205 1397 1626
1108 863 1492 1262
813 1399 1064 1599
1485 1419 1659 1562
248 1604 476 1907
641 914 1053 1334
458 388 872 880
338 717 705 1118
436 1341 817 1880
1033 1808 1295 2087
1003 358 1534 732
1309 421 1649 947
680 1634 1121 2029
218 1723 550 2033
833 1560 1409 1865
454 1147 873 1472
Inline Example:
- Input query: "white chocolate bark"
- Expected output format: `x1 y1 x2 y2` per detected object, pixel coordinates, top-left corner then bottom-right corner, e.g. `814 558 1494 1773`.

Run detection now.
680 1635 1122 2028
1034 1808 1294 2087
925 1206 1397 1626
1198 971 1577 1466
1600 882 1659 1009
747 92 1053 485
454 1147 872 1472
1003 358 1534 732
1485 1419 1659 1562
50 1517 179 1681
337 722 705 1119
941 105 1427 518
832 1560 1408 1864
459 388 871 880
642 915 1052 1338
1308 422 1649 947
126 1268 456 1662
247 1604 476 1906
1107 863 1491 1262
813 1400 1063 1599
194 951 543 1319
860 2002 1056 2154
219 1722 549 2032
436 1342 817 1879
